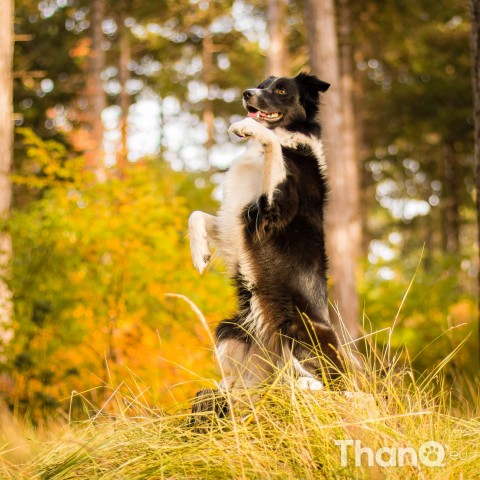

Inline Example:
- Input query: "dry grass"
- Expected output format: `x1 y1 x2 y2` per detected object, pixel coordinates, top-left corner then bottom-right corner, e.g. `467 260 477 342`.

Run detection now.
1 296 479 479
0 345 478 479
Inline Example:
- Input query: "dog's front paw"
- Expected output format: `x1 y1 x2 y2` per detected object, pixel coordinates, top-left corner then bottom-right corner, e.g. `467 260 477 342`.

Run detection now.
228 118 258 138
229 118 276 145
189 211 211 274
296 377 324 391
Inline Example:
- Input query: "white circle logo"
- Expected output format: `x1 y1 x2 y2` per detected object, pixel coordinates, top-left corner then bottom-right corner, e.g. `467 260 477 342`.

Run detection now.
418 441 445 467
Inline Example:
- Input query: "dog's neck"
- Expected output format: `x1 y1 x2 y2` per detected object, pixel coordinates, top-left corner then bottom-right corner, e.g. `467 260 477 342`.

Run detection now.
282 119 322 138
273 127 327 172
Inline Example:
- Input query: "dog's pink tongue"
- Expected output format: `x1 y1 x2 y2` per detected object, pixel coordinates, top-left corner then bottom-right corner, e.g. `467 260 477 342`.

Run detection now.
247 111 264 119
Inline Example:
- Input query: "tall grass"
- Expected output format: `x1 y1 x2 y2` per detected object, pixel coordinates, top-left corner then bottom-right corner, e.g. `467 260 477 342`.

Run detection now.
1 298 479 480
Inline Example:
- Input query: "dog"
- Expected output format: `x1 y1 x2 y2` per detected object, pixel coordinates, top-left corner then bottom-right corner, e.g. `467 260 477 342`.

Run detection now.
189 72 346 392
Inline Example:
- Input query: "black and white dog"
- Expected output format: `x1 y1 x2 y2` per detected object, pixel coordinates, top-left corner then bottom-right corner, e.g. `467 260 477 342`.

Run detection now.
189 73 346 391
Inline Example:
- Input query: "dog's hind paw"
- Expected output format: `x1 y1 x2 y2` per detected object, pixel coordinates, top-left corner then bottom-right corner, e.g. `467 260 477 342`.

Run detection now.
189 211 211 274
296 377 324 391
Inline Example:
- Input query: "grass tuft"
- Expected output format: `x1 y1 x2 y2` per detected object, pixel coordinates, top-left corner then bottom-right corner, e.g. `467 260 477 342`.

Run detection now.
1 345 478 480
1 297 479 479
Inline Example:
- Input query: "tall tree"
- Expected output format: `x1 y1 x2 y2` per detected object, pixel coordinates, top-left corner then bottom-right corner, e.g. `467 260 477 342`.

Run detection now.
267 0 289 76
304 0 360 341
338 0 361 259
202 31 215 157
117 0 131 176
470 0 480 365
0 0 14 350
86 0 107 181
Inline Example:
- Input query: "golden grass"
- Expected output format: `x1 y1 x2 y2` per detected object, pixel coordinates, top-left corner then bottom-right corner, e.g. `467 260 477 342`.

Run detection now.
1 295 479 479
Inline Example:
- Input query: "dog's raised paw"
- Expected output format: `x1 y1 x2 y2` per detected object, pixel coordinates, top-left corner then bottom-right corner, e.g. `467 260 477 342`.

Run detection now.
228 118 276 145
189 211 211 274
228 118 257 138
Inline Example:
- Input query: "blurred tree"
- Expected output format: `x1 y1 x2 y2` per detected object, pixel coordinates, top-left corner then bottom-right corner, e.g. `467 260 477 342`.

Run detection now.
116 0 131 175
266 0 289 76
13 0 266 171
0 0 14 351
353 0 476 372
470 0 480 365
13 0 85 142
304 0 360 341
353 1 472 260
338 0 361 258
85 0 107 181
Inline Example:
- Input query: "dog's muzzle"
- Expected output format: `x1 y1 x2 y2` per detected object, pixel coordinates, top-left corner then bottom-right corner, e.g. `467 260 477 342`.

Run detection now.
243 89 261 100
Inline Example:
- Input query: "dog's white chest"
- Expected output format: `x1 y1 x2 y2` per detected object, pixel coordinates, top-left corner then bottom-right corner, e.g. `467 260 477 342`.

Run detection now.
216 144 264 276
222 144 263 210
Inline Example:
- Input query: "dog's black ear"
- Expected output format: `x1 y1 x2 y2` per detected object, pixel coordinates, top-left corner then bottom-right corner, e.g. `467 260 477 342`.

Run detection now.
295 72 330 119
257 75 277 89
295 72 330 93
318 79 330 92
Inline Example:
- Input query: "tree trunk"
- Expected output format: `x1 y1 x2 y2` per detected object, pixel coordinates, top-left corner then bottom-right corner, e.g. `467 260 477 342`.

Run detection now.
117 3 130 176
441 142 460 254
202 32 215 165
86 0 106 181
267 0 289 76
470 0 480 366
338 0 361 261
304 0 360 341
0 0 14 351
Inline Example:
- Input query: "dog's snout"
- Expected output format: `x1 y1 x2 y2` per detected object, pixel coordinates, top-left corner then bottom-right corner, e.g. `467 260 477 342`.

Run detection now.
243 89 256 100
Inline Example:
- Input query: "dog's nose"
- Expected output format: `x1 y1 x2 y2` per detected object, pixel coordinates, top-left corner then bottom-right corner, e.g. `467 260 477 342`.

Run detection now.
243 89 255 100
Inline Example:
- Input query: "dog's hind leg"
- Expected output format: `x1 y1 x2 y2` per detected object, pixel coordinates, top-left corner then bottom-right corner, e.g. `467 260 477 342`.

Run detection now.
215 338 273 389
188 211 216 274
215 316 276 389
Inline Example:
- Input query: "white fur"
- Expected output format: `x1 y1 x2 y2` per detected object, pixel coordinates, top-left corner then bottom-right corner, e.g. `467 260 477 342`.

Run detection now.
229 118 286 204
292 354 315 378
242 291 266 339
217 376 235 390
296 376 324 390
188 211 215 274
215 337 272 388
215 142 263 284
275 128 327 172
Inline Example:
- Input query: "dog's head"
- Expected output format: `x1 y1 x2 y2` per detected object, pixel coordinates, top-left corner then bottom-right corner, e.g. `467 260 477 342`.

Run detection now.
242 72 330 129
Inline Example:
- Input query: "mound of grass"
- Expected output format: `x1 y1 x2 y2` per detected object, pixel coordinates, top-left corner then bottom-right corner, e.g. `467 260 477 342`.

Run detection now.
2 296 479 479
1 352 478 480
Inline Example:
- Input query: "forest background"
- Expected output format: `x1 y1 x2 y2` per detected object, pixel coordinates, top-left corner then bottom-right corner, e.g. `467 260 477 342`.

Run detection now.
0 0 477 423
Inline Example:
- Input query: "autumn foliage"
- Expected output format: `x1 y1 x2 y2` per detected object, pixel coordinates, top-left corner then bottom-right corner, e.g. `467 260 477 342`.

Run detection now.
2 130 233 420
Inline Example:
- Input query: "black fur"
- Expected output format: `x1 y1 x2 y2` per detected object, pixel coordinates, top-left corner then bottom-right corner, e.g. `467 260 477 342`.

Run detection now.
215 73 345 384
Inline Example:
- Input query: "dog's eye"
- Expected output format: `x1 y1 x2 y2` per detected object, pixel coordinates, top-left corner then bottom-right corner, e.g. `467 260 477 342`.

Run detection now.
274 88 287 95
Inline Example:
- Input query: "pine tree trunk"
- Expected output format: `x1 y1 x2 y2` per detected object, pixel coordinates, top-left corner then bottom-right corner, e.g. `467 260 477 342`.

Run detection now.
0 0 14 350
117 3 130 176
202 32 214 163
470 0 480 366
304 0 360 341
267 0 289 76
338 0 361 261
87 0 106 181
441 142 460 254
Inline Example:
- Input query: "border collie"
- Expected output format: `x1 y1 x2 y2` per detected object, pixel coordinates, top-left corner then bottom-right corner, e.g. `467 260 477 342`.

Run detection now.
189 73 345 391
